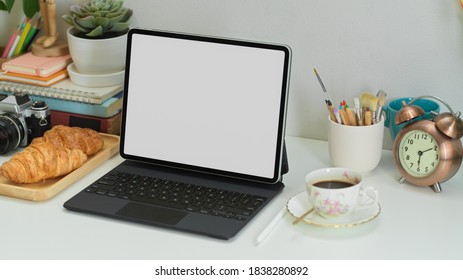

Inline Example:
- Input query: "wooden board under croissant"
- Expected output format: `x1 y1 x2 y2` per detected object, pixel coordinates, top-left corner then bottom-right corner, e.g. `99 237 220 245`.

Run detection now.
0 133 120 201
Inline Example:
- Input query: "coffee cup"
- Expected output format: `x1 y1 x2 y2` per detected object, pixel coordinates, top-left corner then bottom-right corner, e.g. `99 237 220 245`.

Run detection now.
384 97 440 140
305 168 378 220
328 116 384 173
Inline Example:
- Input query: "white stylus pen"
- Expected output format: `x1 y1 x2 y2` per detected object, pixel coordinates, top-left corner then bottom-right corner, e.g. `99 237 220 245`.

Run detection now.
255 207 287 246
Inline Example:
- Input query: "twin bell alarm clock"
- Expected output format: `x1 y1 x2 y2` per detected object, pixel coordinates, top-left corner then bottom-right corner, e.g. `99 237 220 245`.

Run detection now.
392 95 463 193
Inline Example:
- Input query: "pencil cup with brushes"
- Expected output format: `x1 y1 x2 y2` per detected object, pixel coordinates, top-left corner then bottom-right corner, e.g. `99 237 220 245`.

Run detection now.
313 69 386 172
328 115 384 173
324 91 387 173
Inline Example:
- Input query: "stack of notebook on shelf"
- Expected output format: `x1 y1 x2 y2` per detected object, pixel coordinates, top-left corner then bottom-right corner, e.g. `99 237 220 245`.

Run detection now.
0 53 123 135
1 52 71 86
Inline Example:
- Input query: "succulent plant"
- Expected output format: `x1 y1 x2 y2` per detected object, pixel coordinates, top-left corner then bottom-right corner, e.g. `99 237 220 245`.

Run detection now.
62 0 133 39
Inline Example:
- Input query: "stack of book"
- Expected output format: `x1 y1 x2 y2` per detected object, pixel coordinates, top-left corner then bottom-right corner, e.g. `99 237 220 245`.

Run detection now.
1 52 71 86
0 53 123 135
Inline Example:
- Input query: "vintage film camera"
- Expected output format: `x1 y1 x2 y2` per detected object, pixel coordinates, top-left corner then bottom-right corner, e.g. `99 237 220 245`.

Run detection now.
0 94 51 154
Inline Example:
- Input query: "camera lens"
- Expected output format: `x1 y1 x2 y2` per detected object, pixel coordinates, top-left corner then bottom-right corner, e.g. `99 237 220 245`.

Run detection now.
0 115 25 154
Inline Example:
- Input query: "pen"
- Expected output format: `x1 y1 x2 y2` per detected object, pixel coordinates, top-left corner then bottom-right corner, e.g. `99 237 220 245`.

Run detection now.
255 207 287 246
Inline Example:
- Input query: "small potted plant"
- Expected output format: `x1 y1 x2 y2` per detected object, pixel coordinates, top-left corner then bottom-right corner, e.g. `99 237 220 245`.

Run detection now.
62 0 133 75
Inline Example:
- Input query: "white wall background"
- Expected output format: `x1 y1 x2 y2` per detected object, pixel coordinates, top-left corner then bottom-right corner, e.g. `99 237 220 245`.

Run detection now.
2 0 463 149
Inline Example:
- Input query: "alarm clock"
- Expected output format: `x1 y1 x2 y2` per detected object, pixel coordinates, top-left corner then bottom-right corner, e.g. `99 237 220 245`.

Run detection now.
392 95 463 192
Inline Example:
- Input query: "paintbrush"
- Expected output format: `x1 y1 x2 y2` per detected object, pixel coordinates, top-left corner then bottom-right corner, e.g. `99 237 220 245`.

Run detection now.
313 68 328 96
333 107 341 123
313 68 337 122
360 92 378 125
375 89 387 123
346 107 357 126
353 97 363 126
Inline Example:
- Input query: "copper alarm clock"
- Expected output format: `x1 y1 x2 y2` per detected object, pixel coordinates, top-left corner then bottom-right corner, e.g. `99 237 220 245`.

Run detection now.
392 95 463 192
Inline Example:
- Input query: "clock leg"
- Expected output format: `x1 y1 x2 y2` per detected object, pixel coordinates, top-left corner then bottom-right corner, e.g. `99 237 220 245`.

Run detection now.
398 176 405 184
430 182 442 193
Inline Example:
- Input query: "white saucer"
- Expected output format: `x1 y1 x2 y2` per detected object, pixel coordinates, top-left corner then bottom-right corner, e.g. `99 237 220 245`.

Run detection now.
67 63 124 87
286 192 381 228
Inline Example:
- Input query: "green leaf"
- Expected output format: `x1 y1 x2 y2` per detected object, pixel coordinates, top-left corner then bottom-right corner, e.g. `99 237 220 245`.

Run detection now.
109 1 122 12
105 11 123 19
6 0 15 12
0 0 15 13
122 8 132 22
62 14 75 26
95 16 109 28
76 15 97 29
87 4 98 12
108 21 128 33
86 25 103 37
69 5 83 17
0 2 7 11
72 18 89 33
22 0 40 18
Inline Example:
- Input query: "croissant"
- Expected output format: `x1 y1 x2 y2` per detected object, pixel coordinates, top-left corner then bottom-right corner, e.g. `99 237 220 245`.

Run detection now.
1 125 104 183
32 125 104 156
0 141 88 183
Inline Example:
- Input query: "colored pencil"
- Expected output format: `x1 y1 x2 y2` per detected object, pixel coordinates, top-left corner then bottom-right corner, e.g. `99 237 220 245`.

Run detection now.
1 29 18 58
20 16 41 54
14 19 31 56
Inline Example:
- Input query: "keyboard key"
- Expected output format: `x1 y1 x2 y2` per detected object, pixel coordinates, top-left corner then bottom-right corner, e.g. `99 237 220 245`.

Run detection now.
107 192 119 197
92 183 114 191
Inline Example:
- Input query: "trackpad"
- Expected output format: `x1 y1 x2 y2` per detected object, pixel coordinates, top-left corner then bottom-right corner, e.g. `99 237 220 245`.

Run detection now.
116 203 187 225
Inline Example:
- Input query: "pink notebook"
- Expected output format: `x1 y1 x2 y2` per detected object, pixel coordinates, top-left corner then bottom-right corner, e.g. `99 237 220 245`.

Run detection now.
1 52 72 77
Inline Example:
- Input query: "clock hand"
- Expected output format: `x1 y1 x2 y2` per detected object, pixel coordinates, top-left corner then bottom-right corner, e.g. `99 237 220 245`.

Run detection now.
417 150 423 167
422 147 433 153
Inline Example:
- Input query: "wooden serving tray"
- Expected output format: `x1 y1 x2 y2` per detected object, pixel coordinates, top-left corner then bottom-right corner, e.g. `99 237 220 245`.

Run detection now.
0 133 120 201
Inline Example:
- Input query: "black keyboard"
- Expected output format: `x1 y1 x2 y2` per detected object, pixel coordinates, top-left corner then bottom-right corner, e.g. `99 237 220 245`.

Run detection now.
84 171 267 221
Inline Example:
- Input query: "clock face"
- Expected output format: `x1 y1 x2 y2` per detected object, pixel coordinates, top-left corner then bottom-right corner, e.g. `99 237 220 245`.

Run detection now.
398 130 440 177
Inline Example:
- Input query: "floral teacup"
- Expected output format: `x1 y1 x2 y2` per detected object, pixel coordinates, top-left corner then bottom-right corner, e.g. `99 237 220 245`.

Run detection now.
305 168 378 220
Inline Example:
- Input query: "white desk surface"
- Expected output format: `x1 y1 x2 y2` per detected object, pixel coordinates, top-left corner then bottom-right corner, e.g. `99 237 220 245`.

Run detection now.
0 136 462 260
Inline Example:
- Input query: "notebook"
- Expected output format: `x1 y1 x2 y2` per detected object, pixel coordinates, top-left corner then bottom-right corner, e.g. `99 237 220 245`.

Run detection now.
0 69 68 86
1 52 72 77
64 28 292 240
0 78 123 104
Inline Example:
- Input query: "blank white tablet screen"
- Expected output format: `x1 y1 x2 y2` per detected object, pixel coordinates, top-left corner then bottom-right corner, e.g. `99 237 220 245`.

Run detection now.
122 30 289 182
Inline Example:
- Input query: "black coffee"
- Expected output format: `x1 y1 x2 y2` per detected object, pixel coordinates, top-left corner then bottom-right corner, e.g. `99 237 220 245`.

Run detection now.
313 180 353 189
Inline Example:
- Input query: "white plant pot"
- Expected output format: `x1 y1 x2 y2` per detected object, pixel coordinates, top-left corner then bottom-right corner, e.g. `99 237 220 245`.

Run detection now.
66 27 127 75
